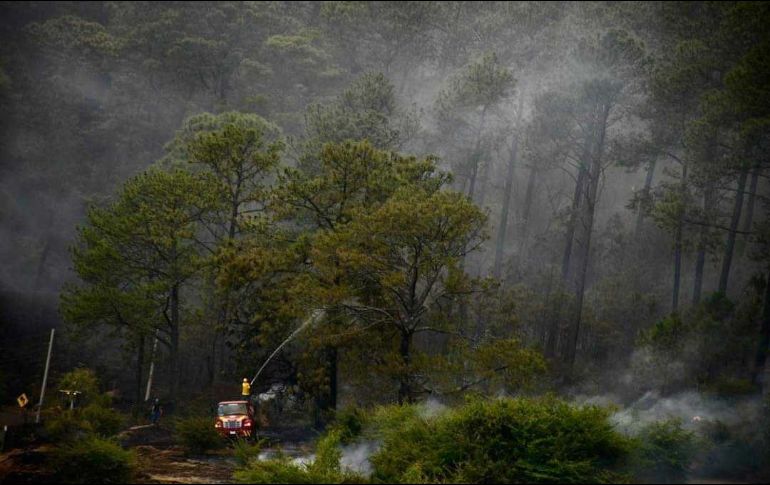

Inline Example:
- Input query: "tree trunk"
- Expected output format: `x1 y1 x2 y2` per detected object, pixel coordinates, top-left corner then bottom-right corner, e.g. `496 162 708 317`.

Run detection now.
564 102 609 372
672 226 683 311
315 304 339 425
692 238 706 306
134 334 145 412
458 107 489 321
170 283 181 403
562 166 587 282
672 162 689 312
634 159 657 238
466 106 488 202
493 98 525 279
692 184 714 305
329 346 338 410
519 163 538 253
544 281 566 360
718 165 749 295
398 330 413 404
751 267 770 389
741 161 760 237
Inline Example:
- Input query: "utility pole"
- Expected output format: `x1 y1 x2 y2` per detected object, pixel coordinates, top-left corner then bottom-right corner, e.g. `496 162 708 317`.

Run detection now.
36 328 55 424
144 330 159 402
59 390 82 410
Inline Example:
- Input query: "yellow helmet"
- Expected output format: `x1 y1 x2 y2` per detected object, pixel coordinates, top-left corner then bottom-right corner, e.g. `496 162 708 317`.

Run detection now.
243 378 249 383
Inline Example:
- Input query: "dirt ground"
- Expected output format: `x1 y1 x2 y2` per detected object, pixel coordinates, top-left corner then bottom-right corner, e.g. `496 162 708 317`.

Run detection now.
133 446 238 484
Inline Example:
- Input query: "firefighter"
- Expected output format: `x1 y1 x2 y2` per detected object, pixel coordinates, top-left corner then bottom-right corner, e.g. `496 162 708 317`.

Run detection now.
241 378 251 399
150 398 163 425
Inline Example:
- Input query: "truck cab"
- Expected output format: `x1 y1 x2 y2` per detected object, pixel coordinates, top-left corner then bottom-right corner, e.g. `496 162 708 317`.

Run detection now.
214 400 256 439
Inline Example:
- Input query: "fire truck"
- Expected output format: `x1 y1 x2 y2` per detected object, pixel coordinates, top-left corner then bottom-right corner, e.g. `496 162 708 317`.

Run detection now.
214 400 256 440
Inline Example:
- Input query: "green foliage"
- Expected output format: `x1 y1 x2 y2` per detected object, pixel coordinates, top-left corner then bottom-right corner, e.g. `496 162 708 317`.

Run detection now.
62 167 221 398
233 430 366 484
52 436 136 484
232 437 265 467
312 185 488 402
634 291 758 391
44 402 125 442
175 416 223 455
27 15 123 55
234 457 365 484
366 396 631 483
696 413 769 478
332 406 368 444
45 409 90 443
467 338 548 390
629 419 697 483
441 52 514 110
304 72 418 152
43 368 124 442
56 368 101 405
80 404 125 438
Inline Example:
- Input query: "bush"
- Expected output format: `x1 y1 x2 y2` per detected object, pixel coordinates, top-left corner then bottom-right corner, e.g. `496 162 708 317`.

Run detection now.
235 397 634 483
234 457 360 484
175 416 223 455
52 435 136 484
630 419 697 483
43 404 125 442
367 396 632 483
81 404 125 437
233 437 264 467
233 430 366 484
332 406 368 445
695 416 767 478
45 409 89 443
56 368 101 406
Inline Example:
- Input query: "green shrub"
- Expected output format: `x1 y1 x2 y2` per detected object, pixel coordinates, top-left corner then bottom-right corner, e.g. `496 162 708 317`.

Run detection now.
235 397 633 483
370 398 630 483
696 417 767 478
630 419 697 484
233 430 366 484
366 396 632 484
56 368 101 405
333 406 368 444
234 455 367 484
52 435 136 484
234 457 350 484
175 416 223 455
45 409 89 442
81 404 125 437
44 403 125 442
233 437 264 467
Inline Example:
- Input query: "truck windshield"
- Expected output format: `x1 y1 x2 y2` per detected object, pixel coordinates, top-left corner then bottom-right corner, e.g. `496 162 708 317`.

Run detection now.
218 403 248 416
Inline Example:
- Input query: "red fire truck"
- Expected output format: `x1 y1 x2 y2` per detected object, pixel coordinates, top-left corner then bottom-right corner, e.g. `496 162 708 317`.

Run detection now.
214 400 256 440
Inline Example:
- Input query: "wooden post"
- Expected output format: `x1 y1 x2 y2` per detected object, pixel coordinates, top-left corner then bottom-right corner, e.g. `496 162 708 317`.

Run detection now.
144 330 159 402
35 328 55 424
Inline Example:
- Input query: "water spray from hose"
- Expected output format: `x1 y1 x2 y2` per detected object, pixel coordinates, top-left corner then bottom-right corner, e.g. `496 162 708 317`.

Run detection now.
250 308 325 386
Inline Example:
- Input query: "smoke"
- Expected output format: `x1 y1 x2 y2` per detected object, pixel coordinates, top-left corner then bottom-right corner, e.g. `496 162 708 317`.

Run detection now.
257 448 315 468
609 390 765 435
336 399 447 477
418 398 447 420
340 440 380 476
575 388 766 443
